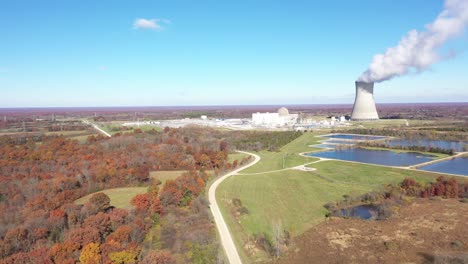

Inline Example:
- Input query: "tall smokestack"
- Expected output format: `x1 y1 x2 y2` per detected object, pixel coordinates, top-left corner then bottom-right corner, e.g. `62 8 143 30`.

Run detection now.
351 81 379 121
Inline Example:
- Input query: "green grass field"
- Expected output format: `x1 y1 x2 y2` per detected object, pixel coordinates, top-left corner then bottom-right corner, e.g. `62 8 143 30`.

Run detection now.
241 133 322 173
98 121 162 135
216 132 442 263
218 161 437 238
75 187 148 209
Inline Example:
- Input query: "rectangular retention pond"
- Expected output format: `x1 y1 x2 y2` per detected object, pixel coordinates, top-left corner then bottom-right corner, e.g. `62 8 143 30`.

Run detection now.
307 148 436 167
419 156 468 176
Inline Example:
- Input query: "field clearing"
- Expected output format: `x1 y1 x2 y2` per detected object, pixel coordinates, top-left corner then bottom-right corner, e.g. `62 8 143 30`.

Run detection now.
75 187 147 209
150 170 185 185
97 121 162 135
98 122 125 135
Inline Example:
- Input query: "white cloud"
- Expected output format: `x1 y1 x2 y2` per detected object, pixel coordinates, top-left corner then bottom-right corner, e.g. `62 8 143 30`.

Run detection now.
133 18 170 30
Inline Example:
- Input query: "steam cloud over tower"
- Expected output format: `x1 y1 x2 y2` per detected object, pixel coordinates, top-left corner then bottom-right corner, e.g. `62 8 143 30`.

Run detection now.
351 81 379 121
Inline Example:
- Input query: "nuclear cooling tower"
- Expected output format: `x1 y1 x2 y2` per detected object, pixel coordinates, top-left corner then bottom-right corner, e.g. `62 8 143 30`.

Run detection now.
351 81 379 121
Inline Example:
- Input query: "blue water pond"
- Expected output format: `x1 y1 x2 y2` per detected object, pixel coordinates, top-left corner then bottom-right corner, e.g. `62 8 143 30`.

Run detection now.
419 156 468 176
307 147 435 166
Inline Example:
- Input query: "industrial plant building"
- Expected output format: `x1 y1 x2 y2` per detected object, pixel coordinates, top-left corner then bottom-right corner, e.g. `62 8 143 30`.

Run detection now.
252 107 298 127
351 81 379 121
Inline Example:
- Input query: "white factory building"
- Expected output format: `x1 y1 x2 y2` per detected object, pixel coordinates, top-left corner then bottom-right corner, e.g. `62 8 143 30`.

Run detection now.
252 107 298 127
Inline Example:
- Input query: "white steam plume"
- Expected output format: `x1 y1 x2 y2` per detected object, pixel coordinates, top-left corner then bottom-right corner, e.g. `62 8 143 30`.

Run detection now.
358 0 468 83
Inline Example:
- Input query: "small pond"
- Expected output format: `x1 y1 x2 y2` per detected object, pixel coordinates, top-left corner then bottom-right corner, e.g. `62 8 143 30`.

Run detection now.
338 204 378 220
307 147 436 166
322 134 388 141
386 139 468 152
418 156 468 176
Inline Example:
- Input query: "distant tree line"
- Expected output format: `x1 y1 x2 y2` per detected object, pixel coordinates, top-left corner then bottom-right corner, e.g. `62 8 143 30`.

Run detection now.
226 131 303 152
332 128 468 141
357 142 455 155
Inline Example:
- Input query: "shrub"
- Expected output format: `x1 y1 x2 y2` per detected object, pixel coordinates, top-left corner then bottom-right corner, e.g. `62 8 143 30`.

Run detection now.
255 233 274 255
232 198 242 207
360 192 382 203
376 202 393 220
238 206 249 215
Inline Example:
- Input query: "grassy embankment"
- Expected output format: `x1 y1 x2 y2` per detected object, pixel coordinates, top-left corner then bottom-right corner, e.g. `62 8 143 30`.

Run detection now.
216 132 440 263
240 133 323 173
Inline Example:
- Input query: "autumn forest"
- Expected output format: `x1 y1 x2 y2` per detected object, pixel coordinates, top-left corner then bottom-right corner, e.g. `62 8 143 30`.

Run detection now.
0 127 299 263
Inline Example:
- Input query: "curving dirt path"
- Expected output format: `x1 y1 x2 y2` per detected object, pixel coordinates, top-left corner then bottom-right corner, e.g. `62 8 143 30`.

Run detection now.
209 151 260 264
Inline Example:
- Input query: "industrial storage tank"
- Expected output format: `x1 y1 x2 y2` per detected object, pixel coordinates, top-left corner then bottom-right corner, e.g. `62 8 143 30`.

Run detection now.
351 81 379 120
277 107 289 116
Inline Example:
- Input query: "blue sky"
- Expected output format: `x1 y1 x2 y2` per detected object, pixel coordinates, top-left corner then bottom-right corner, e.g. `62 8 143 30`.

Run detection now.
1 0 467 107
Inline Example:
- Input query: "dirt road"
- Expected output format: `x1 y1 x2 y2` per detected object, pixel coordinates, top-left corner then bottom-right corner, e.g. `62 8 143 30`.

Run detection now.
209 151 260 264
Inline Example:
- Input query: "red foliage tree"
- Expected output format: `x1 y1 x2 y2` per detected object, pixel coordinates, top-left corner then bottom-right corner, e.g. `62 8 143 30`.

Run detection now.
130 193 151 212
49 241 80 264
141 250 176 264
65 226 101 247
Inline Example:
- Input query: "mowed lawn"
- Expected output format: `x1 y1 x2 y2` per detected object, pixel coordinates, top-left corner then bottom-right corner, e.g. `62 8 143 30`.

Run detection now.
75 187 148 209
216 132 442 263
218 160 438 239
309 160 438 186
241 133 323 173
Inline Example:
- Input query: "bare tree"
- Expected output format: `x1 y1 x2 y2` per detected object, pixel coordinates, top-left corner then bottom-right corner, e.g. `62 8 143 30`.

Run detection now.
272 220 284 258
